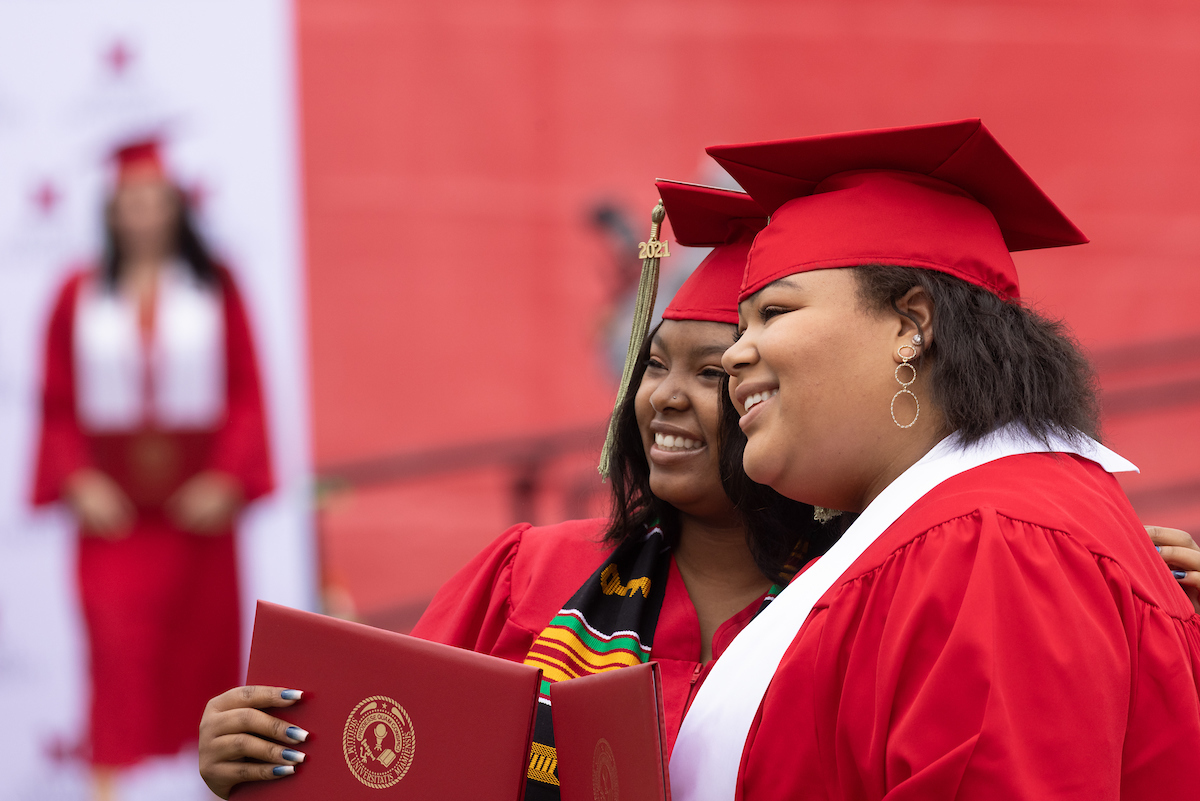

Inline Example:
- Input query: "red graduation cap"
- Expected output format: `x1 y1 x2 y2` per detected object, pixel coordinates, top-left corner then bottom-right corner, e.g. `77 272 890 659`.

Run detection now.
656 180 767 325
112 137 167 184
706 119 1088 302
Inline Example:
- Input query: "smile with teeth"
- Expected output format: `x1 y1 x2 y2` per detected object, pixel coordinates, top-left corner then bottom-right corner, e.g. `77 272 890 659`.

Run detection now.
654 433 704 452
743 389 779 414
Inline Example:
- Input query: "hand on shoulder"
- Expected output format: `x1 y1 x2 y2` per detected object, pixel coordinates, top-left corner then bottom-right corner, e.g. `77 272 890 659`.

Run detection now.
1147 526 1200 614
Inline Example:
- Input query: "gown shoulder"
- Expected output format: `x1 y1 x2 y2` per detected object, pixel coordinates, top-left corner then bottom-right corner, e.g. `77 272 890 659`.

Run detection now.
411 518 612 661
738 451 1200 801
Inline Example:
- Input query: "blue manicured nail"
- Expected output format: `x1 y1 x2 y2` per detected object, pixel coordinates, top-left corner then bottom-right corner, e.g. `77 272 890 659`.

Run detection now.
281 689 303 701
272 765 295 777
1155 545 1163 553
281 749 305 763
1173 570 1187 580
286 726 308 743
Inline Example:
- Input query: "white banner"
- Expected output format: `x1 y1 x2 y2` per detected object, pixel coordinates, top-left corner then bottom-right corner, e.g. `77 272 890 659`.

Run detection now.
0 2 312 798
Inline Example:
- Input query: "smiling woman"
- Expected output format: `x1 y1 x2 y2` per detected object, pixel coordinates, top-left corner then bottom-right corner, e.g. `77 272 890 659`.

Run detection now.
726 267 933 513
33 139 272 798
606 318 734 541
669 120 1200 801
197 180 832 801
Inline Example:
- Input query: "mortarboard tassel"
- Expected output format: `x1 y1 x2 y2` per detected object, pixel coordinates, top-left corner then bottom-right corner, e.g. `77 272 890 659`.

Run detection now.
599 201 670 479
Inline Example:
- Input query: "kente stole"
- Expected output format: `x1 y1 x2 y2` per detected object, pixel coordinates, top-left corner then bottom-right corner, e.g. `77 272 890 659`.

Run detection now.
520 526 790 800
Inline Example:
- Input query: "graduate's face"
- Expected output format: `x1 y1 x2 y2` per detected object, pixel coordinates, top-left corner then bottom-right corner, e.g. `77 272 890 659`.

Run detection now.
722 268 912 513
635 320 737 520
109 177 179 259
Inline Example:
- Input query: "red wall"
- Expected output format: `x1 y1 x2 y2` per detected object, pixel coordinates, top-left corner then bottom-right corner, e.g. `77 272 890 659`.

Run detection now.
297 0 1200 620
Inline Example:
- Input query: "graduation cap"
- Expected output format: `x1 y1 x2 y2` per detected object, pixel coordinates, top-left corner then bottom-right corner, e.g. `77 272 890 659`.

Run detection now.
656 179 766 326
706 119 1088 301
112 137 167 184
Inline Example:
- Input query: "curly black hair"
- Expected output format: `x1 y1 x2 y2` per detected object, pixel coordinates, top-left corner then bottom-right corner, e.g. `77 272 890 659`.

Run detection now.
853 265 1101 445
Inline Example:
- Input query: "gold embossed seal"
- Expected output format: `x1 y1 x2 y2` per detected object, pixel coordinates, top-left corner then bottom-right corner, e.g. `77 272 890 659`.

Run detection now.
343 695 415 789
591 737 618 801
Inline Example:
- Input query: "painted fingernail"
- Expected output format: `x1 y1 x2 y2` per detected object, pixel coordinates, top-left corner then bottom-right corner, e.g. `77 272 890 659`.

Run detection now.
1173 570 1187 580
286 726 308 743
1155 546 1163 553
281 689 303 701
281 749 305 763
272 765 295 777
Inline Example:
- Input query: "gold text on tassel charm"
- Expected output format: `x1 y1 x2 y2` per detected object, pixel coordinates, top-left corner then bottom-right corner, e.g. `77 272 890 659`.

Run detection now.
637 203 671 259
598 200 671 479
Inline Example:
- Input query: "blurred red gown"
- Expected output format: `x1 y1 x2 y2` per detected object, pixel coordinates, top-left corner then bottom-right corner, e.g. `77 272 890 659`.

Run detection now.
32 267 272 767
734 453 1200 801
412 517 771 753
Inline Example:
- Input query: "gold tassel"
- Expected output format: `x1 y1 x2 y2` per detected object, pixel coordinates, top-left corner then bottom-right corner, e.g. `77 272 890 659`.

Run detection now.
598 202 669 479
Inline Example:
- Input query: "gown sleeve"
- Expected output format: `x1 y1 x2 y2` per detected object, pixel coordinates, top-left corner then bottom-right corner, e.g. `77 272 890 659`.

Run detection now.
207 267 273 501
410 523 532 655
744 509 1170 801
862 511 1132 800
32 273 91 505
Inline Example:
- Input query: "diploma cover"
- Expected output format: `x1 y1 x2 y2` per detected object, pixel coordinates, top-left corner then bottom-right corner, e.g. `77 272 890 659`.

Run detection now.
237 601 541 800
551 661 670 801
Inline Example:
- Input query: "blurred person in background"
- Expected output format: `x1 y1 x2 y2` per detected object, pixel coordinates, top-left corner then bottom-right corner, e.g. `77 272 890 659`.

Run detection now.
32 138 272 800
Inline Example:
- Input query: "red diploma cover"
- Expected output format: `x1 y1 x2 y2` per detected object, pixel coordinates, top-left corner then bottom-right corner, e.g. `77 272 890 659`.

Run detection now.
238 601 541 800
550 662 671 801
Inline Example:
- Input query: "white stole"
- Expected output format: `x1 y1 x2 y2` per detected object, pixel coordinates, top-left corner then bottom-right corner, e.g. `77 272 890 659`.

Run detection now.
74 262 226 431
668 424 1138 801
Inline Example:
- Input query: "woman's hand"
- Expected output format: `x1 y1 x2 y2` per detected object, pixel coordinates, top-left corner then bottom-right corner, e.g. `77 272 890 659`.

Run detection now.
1147 526 1200 614
199 685 308 799
167 471 244 534
63 468 135 538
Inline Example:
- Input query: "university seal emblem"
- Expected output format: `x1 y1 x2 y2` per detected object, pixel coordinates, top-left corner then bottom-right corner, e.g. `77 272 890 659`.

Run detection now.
342 695 416 789
591 737 618 801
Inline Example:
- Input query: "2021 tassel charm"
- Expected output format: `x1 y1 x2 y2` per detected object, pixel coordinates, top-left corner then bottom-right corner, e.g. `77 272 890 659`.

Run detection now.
599 202 669 479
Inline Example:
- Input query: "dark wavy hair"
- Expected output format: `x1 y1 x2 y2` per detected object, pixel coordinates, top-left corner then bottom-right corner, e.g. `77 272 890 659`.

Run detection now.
853 265 1101 444
102 186 218 287
602 323 837 583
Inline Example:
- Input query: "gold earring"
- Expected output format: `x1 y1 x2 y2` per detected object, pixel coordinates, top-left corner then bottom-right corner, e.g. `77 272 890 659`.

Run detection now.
891 345 920 429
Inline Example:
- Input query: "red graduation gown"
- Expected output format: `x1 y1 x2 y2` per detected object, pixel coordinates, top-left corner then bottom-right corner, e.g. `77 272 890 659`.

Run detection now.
32 267 273 767
411 518 770 753
736 452 1200 801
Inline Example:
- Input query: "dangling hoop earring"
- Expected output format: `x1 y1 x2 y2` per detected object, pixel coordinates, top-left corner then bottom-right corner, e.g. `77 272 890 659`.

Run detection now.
891 344 920 429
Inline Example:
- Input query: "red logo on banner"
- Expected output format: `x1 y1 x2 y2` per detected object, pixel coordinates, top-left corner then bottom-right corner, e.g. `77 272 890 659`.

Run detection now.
104 40 133 77
32 181 60 217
